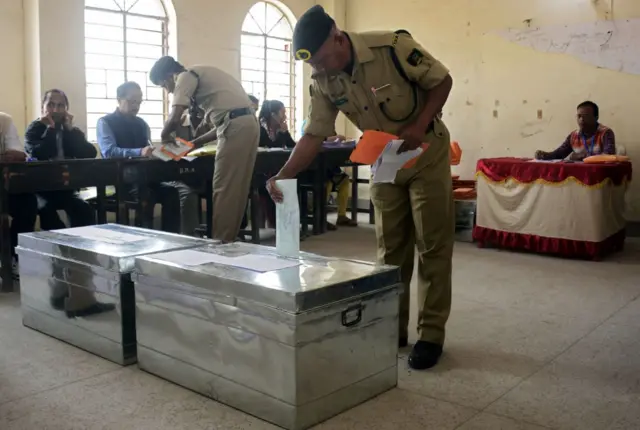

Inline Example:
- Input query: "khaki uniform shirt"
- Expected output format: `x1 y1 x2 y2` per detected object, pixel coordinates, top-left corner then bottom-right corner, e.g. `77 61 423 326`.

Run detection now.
304 31 451 164
172 65 251 128
0 112 23 153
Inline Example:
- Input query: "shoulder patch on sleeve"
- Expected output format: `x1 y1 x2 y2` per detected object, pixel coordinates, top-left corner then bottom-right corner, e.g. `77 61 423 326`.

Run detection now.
407 48 424 66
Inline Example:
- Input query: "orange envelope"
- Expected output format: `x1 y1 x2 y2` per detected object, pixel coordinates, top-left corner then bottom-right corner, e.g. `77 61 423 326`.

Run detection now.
350 130 428 169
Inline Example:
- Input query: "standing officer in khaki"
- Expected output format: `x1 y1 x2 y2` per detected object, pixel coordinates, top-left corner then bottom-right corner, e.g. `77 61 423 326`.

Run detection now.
150 56 260 242
267 6 454 369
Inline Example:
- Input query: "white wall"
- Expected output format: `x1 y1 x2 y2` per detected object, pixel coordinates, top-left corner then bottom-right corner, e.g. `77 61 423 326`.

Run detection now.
0 0 316 133
0 0 26 130
345 0 640 219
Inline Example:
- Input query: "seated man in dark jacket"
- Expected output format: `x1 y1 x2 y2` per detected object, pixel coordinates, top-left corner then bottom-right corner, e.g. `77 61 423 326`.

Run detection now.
97 81 198 235
24 89 96 229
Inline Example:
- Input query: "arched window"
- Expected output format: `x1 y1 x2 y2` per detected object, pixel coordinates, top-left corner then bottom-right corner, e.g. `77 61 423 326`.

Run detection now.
241 2 299 134
84 0 169 142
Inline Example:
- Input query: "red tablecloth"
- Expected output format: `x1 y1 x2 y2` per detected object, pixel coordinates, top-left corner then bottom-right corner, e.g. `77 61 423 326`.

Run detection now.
473 158 632 260
476 157 632 186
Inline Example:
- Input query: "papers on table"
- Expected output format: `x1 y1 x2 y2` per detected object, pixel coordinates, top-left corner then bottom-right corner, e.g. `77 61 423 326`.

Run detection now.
152 138 195 162
275 179 300 258
54 226 146 244
152 249 301 272
188 144 217 157
527 159 564 163
372 140 424 184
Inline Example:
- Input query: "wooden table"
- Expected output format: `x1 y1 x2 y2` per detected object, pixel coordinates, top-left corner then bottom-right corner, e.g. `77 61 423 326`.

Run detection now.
241 147 359 243
0 159 120 292
0 147 361 291
120 157 215 237
473 157 632 260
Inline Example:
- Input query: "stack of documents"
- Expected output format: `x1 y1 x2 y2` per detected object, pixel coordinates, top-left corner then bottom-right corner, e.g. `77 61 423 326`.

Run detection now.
152 138 196 162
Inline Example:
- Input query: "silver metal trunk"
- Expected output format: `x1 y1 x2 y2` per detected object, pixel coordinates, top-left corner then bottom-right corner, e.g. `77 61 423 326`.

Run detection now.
17 224 210 365
133 242 401 429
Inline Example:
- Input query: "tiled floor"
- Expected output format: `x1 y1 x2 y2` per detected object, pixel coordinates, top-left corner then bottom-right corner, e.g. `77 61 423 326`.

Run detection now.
1 219 640 429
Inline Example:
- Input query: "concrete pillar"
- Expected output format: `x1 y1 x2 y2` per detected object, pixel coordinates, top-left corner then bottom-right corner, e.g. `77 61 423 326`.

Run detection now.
24 0 87 131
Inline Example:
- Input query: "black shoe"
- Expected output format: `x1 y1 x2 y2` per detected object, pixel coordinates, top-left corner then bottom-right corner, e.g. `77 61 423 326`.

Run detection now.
399 336 408 348
408 341 443 370
66 302 116 318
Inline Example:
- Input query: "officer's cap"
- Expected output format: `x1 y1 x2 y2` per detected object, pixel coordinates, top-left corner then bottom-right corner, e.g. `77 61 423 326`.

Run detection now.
292 6 335 61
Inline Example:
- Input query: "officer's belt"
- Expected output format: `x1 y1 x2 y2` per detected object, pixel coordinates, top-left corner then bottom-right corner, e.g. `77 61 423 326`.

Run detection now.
216 107 253 127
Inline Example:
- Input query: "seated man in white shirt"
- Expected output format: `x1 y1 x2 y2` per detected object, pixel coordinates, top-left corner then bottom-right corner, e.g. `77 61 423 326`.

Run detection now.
97 81 199 235
0 112 38 279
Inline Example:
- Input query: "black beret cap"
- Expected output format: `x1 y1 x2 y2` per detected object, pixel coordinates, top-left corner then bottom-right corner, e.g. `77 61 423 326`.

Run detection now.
292 5 335 61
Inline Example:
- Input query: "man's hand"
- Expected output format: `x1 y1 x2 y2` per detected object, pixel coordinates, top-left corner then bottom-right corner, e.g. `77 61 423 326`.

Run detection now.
141 146 154 157
534 150 548 160
266 175 284 203
397 121 425 154
39 114 55 128
64 113 74 130
1 150 27 163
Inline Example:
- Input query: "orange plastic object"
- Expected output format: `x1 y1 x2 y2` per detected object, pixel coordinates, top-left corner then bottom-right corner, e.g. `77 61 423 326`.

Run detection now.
350 130 428 169
450 141 462 165
583 154 630 163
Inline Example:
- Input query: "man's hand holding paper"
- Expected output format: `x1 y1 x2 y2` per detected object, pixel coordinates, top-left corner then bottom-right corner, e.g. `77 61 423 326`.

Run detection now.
397 121 427 154
350 130 429 169
371 140 425 183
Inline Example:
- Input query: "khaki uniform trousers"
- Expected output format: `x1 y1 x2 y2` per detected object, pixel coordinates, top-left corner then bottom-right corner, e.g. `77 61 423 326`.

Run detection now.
370 132 454 345
211 114 260 242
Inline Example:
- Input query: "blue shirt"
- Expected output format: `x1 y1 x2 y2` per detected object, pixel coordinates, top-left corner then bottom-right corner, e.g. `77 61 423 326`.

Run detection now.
97 117 151 158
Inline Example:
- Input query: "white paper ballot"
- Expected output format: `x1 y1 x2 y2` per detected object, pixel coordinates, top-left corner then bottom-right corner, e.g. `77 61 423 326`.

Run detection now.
527 158 563 163
275 179 300 258
151 143 173 162
152 249 300 272
55 226 146 244
372 140 424 184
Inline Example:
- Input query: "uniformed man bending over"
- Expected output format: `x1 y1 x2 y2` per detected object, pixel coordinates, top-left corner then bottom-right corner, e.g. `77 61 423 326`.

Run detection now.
266 6 455 370
150 56 260 242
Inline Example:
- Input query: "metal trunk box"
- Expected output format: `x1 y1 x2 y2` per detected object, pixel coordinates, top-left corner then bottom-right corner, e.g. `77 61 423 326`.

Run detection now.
17 224 210 365
133 242 401 429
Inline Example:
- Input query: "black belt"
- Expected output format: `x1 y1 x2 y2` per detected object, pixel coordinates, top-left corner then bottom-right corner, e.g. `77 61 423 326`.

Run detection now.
216 107 253 127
